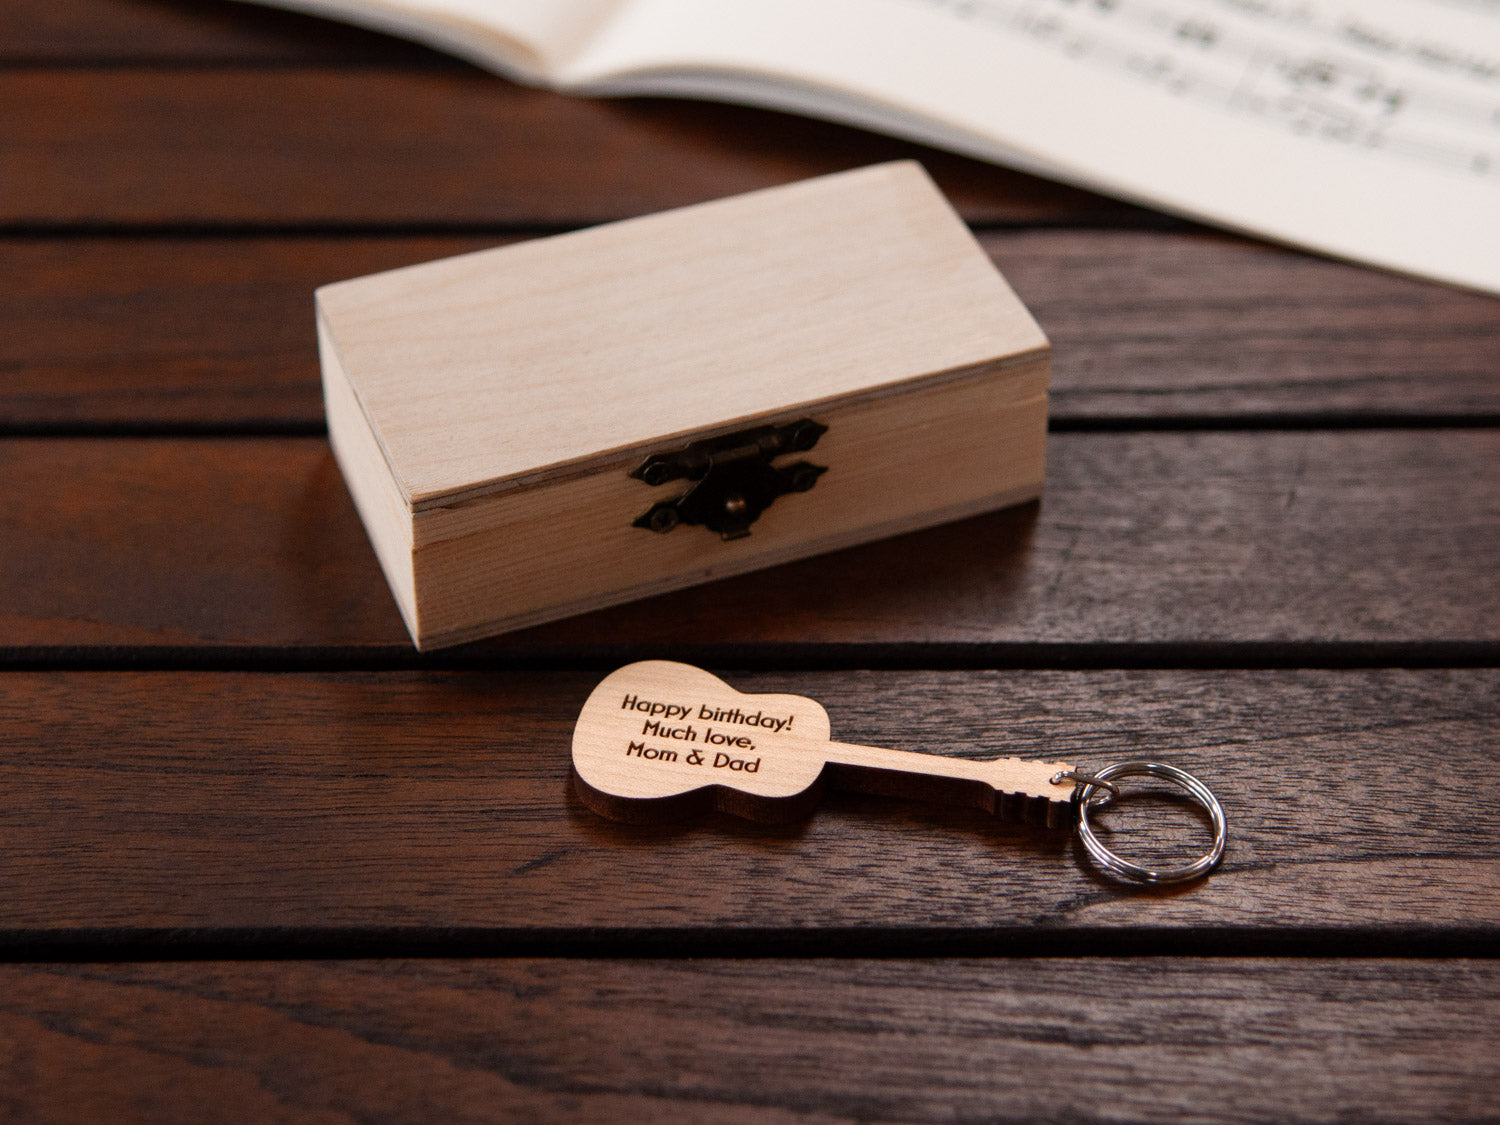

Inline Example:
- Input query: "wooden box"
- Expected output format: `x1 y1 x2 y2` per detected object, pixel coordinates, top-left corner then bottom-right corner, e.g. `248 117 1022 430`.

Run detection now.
316 161 1049 649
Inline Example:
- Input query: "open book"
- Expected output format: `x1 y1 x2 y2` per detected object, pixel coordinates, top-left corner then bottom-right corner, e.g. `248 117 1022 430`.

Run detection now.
249 0 1500 295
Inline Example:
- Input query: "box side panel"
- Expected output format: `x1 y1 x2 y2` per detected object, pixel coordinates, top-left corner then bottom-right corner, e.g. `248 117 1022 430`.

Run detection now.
318 316 421 643
411 358 1048 546
409 362 1048 649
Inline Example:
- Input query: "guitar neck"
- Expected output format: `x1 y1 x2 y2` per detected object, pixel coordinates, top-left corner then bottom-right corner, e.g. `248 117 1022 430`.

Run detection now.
820 739 1074 805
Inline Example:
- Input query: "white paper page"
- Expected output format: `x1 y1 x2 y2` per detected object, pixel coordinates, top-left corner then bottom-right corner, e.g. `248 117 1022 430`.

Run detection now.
566 0 1500 295
236 0 626 79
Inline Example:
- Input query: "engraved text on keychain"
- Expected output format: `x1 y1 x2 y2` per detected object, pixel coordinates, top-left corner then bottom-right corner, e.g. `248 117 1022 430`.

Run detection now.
571 661 1227 885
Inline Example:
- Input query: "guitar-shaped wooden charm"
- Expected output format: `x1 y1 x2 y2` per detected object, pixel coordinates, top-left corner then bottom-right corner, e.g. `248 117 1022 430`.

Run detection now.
572 660 1077 828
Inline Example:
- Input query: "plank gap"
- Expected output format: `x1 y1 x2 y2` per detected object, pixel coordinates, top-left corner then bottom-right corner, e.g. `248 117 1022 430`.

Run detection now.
1051 416 1500 433
1 641 1497 674
0 213 1199 238
0 56 464 72
6 418 1500 440
0 221 584 240
0 925 1495 963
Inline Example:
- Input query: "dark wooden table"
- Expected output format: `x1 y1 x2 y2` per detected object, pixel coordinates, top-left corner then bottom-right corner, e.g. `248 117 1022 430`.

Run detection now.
3 2 1498 1119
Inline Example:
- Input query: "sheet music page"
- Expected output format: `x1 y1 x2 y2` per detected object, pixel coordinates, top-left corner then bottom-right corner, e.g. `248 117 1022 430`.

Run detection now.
571 0 1500 294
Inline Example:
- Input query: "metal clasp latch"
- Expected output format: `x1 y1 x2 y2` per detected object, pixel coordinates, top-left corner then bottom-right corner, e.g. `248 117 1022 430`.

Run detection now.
631 418 828 540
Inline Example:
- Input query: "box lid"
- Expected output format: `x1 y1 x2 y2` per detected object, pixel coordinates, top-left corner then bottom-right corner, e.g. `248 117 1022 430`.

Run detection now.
315 161 1046 511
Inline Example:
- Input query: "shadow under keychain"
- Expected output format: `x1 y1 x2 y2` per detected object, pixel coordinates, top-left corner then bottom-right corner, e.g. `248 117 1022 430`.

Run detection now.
571 661 1227 886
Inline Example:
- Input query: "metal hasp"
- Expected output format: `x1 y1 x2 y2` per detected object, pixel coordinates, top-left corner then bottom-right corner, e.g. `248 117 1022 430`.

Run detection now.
632 419 828 540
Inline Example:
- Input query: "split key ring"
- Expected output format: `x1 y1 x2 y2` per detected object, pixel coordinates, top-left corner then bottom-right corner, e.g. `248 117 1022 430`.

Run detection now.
1061 761 1228 885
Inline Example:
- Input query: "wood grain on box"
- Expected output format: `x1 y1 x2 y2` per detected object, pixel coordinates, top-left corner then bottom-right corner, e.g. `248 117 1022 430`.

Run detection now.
317 162 1050 647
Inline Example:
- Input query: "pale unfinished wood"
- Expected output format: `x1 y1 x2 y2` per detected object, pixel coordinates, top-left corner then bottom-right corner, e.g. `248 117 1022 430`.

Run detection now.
318 160 1046 503
571 660 1075 826
322 315 419 637
404 380 1045 648
317 161 1051 648
327 320 1046 649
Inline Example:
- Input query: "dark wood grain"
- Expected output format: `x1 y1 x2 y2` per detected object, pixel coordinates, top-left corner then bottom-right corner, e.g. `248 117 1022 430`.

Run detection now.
0 70 1138 228
4 232 1496 430
1000 231 1500 420
1 958 1496 1122
0 237 461 429
6 1 1492 1115
1 432 1495 653
0 0 448 65
0 668 1493 943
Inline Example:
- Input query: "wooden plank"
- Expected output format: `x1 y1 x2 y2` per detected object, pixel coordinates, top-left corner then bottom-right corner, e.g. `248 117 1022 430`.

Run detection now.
0 70 1135 228
0 432 1495 653
6 232 1495 431
0 669 1494 940
0 0 446 64
0 237 465 428
999 230 1500 420
0 959 1493 1122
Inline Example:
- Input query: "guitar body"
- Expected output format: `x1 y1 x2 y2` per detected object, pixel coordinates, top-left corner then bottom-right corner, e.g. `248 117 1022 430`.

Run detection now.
572 660 837 824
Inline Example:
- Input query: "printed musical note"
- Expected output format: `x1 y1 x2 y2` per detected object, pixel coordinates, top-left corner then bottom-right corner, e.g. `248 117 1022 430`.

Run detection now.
899 0 1500 182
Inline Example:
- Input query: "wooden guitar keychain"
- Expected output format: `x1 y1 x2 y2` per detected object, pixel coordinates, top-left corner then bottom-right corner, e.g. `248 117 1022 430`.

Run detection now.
572 660 1227 885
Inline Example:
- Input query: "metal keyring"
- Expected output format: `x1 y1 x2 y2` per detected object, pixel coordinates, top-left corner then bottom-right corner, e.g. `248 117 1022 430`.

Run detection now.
1074 761 1227 885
